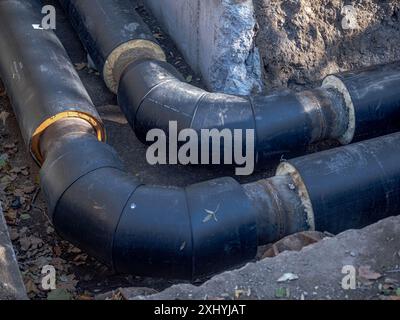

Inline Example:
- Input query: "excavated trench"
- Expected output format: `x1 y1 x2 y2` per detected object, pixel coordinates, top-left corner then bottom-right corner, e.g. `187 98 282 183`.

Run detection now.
254 0 400 91
0 1 398 300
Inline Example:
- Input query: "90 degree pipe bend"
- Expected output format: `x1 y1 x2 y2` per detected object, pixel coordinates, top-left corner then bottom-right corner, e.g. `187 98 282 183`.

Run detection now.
40 132 260 279
61 0 400 162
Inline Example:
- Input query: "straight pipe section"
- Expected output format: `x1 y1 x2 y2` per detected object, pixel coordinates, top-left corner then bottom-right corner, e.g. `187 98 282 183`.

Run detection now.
59 0 166 93
324 63 400 144
278 132 400 234
0 0 105 163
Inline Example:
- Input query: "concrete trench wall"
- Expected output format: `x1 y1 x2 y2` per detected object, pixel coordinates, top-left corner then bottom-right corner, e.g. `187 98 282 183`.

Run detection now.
0 204 27 300
142 0 263 95
142 0 400 94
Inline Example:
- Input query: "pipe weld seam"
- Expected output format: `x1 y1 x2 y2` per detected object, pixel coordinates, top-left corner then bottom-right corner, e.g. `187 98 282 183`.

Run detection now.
110 181 145 271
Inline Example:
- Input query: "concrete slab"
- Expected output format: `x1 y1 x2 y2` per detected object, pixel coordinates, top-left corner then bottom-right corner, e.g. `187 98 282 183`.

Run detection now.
139 215 400 300
0 204 27 300
142 0 263 95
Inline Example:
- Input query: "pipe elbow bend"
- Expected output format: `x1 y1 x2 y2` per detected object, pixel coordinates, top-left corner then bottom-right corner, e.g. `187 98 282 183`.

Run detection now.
118 59 256 147
40 135 141 266
40 136 258 280
117 60 184 128
190 93 255 133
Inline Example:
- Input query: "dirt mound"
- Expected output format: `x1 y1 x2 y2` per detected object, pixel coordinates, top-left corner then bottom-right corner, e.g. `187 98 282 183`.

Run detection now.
254 0 400 91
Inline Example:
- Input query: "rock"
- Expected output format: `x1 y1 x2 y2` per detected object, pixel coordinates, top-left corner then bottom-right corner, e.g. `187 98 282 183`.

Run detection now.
138 215 400 300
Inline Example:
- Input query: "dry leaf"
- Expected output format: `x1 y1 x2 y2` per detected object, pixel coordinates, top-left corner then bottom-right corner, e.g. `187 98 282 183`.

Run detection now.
153 33 164 39
9 228 19 241
53 246 62 257
19 236 43 251
4 143 16 150
74 62 87 71
275 287 290 298
25 279 39 294
23 185 36 194
68 247 81 254
20 213 31 221
47 288 72 300
358 265 382 281
0 111 9 125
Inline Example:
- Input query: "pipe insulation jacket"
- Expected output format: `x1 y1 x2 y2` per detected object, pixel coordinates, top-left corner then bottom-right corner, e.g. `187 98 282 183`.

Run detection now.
60 0 400 162
277 132 400 234
58 0 166 93
0 1 105 164
1 0 400 280
0 0 266 279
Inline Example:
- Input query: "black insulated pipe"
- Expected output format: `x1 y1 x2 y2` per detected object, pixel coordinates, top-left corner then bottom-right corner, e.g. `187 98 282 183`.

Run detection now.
0 0 105 164
40 133 259 279
0 0 260 279
60 0 400 163
323 63 400 143
2 0 400 280
277 133 400 234
58 0 166 93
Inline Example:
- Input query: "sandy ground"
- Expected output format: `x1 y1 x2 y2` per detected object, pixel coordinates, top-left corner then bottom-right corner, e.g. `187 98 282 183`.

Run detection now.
142 215 400 301
254 0 400 91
